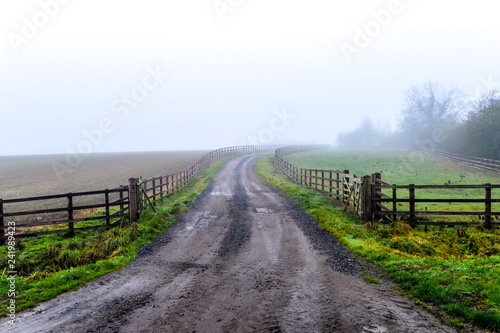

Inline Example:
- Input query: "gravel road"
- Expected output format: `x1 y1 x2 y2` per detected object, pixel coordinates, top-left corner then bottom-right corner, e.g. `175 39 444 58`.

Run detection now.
1 154 456 333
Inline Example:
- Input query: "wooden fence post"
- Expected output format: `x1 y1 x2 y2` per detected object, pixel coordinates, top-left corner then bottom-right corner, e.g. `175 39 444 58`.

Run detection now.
128 178 138 222
141 179 146 209
321 170 325 192
329 171 333 198
105 189 110 227
372 173 381 220
167 175 171 195
342 170 349 203
119 189 124 213
392 185 397 222
159 177 163 201
336 172 340 200
409 184 416 224
485 183 492 229
0 199 5 245
68 193 74 237
152 178 156 206
362 175 372 223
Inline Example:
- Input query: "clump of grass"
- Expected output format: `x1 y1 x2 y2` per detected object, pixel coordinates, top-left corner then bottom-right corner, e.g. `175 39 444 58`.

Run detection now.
363 275 380 284
256 155 500 331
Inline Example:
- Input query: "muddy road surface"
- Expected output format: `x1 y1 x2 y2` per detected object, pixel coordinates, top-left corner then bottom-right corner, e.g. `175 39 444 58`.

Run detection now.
2 154 456 333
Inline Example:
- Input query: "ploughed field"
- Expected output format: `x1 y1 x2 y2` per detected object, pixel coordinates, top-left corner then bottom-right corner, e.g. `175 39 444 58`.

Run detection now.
0 151 209 218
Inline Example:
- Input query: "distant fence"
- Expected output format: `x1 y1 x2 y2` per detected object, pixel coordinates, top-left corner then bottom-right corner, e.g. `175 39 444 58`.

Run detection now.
275 146 500 229
0 145 277 244
432 149 500 173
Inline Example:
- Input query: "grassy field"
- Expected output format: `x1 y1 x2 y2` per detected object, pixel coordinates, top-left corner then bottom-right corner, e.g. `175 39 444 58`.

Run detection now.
285 149 500 224
256 154 500 331
284 149 499 185
0 156 228 316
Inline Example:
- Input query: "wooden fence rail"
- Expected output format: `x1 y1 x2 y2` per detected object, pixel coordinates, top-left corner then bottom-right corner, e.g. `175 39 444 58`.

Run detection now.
0 186 129 241
275 146 500 229
431 149 500 173
0 145 278 243
371 183 500 228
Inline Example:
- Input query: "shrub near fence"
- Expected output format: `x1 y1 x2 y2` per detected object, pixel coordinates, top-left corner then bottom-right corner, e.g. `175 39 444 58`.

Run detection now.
0 145 277 244
275 146 500 229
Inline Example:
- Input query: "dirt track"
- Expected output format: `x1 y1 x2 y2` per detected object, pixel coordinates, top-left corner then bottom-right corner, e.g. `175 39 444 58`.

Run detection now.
1 154 456 333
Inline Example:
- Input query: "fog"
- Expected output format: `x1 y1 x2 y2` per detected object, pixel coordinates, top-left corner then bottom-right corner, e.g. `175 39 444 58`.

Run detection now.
1 0 499 156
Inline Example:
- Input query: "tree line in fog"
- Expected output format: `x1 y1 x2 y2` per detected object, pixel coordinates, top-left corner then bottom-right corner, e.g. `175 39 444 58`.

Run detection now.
337 82 500 160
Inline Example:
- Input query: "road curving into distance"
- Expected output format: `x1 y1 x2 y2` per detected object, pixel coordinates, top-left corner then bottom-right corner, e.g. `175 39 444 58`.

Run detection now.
1 153 456 333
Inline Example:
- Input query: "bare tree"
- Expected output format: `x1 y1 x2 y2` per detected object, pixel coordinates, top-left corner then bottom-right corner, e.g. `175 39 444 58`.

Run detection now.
400 82 464 140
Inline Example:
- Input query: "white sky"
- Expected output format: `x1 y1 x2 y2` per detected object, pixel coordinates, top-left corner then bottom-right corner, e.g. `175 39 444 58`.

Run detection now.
1 0 499 155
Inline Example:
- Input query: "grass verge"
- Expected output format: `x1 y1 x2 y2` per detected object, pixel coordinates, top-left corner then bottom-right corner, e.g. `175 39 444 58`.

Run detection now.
0 157 229 317
256 154 500 332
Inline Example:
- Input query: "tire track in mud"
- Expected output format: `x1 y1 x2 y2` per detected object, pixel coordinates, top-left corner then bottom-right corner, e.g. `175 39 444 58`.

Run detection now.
1 153 458 333
218 157 252 257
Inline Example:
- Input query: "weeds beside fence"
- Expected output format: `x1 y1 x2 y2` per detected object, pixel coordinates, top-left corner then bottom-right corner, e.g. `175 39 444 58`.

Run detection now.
0 145 277 244
275 146 500 229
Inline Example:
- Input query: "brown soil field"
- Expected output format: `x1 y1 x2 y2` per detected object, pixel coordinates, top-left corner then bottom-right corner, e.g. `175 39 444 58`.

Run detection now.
0 151 208 217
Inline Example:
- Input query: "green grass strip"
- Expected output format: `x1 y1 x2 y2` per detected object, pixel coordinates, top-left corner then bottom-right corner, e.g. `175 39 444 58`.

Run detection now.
256 154 500 332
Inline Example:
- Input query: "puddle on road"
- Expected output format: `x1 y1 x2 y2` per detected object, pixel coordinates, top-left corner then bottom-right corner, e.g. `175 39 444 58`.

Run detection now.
255 207 274 214
210 184 232 197
185 211 220 231
363 324 388 333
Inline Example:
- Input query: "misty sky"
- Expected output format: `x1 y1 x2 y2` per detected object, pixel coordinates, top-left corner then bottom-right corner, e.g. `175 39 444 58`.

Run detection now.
1 0 499 156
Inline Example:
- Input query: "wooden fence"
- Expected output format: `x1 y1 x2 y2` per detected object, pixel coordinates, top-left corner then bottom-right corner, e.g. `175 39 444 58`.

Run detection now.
136 146 277 216
431 149 500 173
275 146 500 229
370 182 500 228
0 186 129 240
0 145 277 244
